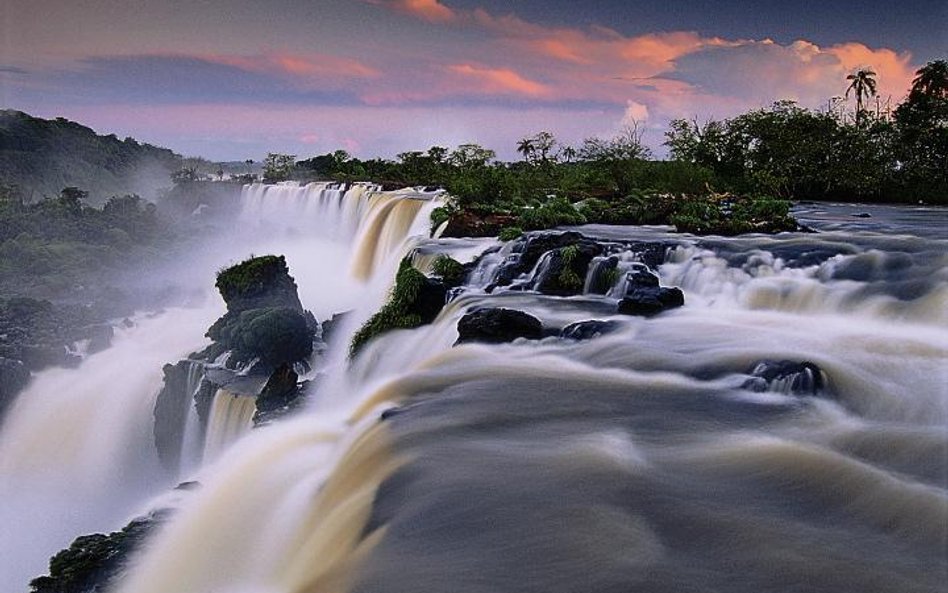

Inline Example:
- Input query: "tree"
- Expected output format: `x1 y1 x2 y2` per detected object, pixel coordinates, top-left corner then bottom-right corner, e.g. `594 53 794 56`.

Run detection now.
893 59 948 200
908 59 948 101
262 153 296 182
515 136 535 162
846 68 878 125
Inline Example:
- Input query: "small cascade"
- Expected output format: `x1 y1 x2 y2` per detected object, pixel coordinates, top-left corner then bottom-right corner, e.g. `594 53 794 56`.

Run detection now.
153 359 209 476
202 389 258 462
351 192 439 281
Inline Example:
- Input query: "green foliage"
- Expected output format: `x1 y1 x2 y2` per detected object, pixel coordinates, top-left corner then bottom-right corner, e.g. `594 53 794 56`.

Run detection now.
209 307 313 367
430 206 453 232
214 255 301 313
498 226 523 241
350 258 436 357
431 254 465 287
671 194 796 235
557 245 584 290
0 110 180 205
518 196 587 230
262 152 296 182
216 255 284 299
664 65 948 205
29 514 166 593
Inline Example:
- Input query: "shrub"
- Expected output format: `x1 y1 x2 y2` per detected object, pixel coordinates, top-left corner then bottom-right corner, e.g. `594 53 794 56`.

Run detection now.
431 255 465 287
498 226 523 241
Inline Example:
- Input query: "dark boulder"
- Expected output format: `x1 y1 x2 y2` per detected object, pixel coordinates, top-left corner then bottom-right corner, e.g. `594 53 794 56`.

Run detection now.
29 510 170 593
625 265 660 290
533 242 602 296
560 320 621 341
319 311 352 344
456 308 544 345
214 255 303 314
206 306 314 370
490 231 588 289
742 360 826 396
617 287 685 316
0 356 30 418
18 344 81 369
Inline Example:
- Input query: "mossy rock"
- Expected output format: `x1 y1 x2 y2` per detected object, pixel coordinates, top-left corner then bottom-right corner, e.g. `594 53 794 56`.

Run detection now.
29 511 169 593
209 306 314 369
431 255 466 288
350 258 447 357
215 255 303 313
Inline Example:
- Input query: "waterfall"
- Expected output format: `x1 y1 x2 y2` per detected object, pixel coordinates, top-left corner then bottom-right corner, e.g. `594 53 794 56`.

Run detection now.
0 181 443 592
0 306 219 591
202 389 258 462
9 197 946 593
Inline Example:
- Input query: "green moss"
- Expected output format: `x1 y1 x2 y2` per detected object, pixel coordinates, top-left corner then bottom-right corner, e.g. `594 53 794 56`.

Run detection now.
207 306 312 368
431 255 465 287
215 255 300 312
350 258 444 357
29 512 168 593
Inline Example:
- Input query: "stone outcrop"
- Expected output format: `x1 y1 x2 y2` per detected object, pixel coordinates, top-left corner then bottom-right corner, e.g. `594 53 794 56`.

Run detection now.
456 308 544 345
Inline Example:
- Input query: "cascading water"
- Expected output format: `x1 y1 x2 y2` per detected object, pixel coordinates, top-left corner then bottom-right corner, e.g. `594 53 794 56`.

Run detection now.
6 195 946 593
0 181 443 592
0 306 220 590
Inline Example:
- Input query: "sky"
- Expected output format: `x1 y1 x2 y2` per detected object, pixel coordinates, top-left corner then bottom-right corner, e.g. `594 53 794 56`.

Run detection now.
1 0 944 160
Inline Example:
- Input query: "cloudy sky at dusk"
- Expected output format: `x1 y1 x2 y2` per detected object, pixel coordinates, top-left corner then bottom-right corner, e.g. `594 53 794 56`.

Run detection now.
2 0 944 160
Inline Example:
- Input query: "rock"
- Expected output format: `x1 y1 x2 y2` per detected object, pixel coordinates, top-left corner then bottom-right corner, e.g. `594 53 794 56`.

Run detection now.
560 320 621 341
253 363 304 426
456 308 543 345
350 259 448 356
153 360 208 474
533 243 602 296
29 510 171 593
75 324 113 355
491 231 588 289
442 211 519 238
584 256 619 295
206 306 315 370
625 264 660 290
0 356 30 418
319 311 352 344
18 344 81 369
617 287 685 316
742 360 826 396
214 255 303 314
852 212 872 218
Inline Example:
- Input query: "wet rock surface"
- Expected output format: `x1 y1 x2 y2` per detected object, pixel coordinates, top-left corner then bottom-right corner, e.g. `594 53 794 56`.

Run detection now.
742 360 827 396
456 308 544 345
29 510 171 593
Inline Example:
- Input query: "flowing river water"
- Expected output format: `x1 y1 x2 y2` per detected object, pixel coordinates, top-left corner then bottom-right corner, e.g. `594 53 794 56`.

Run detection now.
0 187 945 592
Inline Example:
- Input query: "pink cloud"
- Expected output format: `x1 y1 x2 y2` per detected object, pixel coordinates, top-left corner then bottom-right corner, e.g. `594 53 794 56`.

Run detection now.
201 52 379 84
366 0 456 23
447 64 550 96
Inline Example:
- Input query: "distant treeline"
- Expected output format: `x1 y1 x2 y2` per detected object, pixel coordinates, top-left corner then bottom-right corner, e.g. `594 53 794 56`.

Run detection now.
273 59 946 208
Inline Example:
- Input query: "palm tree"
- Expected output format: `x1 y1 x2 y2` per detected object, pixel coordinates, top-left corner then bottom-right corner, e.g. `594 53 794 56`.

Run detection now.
516 137 535 162
846 68 878 125
909 60 948 101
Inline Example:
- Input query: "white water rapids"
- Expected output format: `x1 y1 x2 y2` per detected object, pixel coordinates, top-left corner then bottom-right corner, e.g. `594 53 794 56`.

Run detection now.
0 190 944 593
